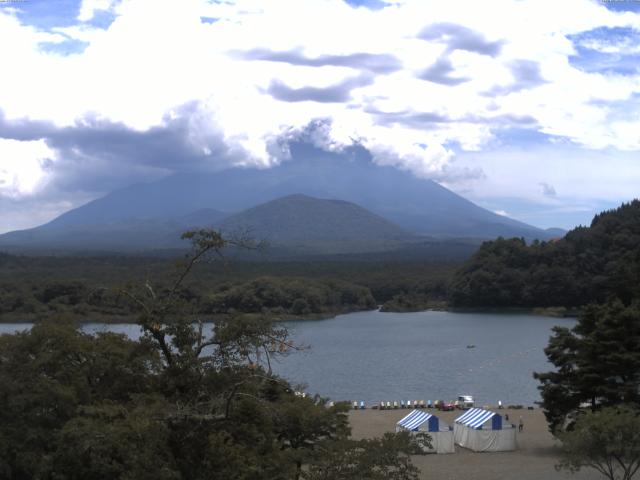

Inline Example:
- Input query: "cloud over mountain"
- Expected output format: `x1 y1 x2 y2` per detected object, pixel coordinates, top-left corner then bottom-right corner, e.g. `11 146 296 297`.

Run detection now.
1 0 640 233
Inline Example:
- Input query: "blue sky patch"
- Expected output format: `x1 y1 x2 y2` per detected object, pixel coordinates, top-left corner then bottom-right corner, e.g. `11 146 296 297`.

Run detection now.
7 0 117 35
39 38 89 56
569 26 640 75
200 16 219 24
490 127 561 148
475 195 619 230
599 0 640 13
344 0 389 10
10 0 81 30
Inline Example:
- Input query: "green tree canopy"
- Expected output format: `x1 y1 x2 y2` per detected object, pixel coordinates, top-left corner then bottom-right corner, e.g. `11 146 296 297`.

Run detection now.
534 300 640 433
0 229 424 480
449 200 640 308
557 405 640 480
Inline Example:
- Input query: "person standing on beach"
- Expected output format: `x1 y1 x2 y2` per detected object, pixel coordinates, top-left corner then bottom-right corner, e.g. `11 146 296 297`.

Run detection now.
518 416 524 432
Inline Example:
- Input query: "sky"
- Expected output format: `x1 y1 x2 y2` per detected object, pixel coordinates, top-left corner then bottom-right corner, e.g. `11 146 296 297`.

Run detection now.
0 0 639 234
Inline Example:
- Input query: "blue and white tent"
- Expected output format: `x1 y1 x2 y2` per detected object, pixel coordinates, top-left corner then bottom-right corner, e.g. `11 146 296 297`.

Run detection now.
453 408 516 452
396 409 454 454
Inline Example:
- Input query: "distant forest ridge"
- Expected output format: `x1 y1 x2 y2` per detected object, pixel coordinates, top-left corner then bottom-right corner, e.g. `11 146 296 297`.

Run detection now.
448 200 640 308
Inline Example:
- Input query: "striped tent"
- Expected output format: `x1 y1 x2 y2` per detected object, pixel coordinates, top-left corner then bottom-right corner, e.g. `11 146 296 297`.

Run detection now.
396 410 454 454
453 408 516 452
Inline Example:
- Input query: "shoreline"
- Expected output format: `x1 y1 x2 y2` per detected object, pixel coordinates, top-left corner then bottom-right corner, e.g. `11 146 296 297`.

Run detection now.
0 305 580 324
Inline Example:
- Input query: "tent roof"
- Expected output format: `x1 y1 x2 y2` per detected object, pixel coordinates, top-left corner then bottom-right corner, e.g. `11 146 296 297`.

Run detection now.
455 408 497 429
397 409 434 430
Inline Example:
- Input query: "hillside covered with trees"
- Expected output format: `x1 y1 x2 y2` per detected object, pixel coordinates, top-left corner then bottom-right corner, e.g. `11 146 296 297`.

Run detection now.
449 200 640 308
0 252 455 322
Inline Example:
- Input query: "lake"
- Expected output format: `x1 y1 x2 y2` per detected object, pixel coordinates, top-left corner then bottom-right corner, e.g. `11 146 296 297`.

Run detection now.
0 310 574 405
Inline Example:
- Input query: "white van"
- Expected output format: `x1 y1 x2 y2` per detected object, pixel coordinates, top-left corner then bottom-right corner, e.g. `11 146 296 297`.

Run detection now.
456 395 474 409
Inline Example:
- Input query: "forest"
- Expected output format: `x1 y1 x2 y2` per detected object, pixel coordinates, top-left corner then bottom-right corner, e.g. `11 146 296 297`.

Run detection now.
0 252 456 322
448 201 640 309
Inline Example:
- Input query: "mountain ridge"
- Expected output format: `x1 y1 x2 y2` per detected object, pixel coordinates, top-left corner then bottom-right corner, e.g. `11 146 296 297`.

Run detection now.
0 149 560 253
216 193 415 254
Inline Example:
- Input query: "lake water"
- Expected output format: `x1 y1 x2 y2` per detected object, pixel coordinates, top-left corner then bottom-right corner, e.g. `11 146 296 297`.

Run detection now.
0 310 574 405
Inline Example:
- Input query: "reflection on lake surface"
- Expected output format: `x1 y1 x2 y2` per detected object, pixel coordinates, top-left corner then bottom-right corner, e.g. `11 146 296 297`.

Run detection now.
0 310 574 405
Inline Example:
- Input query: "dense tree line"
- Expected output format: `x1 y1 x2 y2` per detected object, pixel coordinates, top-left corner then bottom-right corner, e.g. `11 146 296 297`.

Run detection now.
449 201 640 308
0 252 456 321
0 231 424 479
206 277 376 316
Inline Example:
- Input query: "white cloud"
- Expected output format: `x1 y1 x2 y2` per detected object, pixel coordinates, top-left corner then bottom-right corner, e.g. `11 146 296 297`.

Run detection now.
1 0 640 231
0 139 55 197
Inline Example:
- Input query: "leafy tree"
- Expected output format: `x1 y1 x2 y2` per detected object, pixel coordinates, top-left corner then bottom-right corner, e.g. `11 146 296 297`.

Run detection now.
0 229 424 479
303 432 425 480
534 300 640 433
51 398 179 480
0 319 160 479
557 405 640 480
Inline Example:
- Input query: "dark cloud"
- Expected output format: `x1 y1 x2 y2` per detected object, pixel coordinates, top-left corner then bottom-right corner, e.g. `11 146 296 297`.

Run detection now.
266 74 373 103
0 113 54 141
418 56 469 85
510 60 545 84
464 113 537 126
0 104 239 198
235 48 402 74
418 22 504 57
370 109 450 128
484 60 547 96
539 182 557 197
371 108 536 129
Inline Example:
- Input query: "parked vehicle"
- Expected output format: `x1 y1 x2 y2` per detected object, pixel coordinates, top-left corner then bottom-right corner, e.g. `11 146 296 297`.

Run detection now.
455 395 474 409
437 400 456 411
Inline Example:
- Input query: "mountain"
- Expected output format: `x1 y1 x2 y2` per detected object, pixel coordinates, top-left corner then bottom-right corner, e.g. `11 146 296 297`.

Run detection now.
0 145 556 253
217 194 414 254
545 227 567 238
0 209 227 252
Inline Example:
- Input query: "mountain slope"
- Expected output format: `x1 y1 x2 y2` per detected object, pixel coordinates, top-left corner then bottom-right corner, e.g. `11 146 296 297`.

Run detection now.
0 145 556 252
0 209 227 251
38 151 548 239
217 194 414 254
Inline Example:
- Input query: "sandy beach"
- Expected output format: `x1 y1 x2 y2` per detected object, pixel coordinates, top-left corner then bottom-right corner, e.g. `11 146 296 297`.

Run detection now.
349 407 602 480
